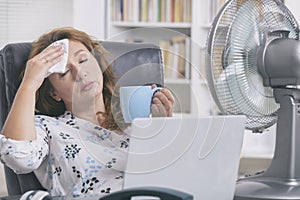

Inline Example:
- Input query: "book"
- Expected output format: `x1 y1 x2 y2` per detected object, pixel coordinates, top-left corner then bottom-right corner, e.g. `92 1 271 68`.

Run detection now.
112 0 191 23
159 39 173 78
171 35 186 78
141 0 148 22
184 37 191 79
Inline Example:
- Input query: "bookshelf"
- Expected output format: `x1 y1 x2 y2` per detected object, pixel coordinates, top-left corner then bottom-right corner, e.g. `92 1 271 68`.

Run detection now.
105 0 225 114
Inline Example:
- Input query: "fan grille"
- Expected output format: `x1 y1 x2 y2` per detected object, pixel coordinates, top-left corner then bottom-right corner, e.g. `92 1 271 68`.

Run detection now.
206 0 299 131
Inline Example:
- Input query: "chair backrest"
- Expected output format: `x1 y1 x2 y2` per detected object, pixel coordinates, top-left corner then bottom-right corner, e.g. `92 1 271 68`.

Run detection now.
0 41 164 195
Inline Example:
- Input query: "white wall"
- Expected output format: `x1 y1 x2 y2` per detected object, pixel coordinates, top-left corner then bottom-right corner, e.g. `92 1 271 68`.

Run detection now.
73 0 106 39
0 0 107 48
0 0 73 48
285 0 300 22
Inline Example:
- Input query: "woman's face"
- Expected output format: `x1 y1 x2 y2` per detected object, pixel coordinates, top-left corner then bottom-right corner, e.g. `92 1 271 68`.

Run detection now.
48 40 103 111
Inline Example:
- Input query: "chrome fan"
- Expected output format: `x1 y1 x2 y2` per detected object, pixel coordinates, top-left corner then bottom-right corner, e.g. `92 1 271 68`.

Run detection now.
206 0 300 199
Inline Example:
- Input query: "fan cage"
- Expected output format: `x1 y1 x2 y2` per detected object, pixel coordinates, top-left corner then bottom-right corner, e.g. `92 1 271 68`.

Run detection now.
206 0 299 131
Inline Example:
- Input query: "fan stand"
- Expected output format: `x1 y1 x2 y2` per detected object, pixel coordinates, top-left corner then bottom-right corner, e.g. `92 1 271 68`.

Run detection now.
234 88 300 200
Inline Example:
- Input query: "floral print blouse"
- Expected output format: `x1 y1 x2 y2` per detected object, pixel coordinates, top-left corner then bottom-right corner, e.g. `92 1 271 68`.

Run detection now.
0 111 130 198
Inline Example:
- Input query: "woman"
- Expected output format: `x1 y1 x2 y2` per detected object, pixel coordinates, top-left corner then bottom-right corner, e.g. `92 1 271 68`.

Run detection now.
0 27 174 197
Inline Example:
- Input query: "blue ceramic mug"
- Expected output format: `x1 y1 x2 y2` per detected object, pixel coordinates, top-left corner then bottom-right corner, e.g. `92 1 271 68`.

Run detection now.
120 86 162 123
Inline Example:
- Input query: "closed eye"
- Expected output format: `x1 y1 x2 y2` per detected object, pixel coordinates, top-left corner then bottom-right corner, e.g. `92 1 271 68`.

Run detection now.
60 69 70 77
79 58 88 64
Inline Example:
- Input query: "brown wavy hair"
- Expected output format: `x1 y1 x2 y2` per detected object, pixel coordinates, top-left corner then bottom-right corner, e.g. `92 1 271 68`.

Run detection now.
30 27 122 130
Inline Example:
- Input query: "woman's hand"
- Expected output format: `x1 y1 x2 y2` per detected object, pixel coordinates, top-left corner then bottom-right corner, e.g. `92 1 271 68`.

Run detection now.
151 84 175 117
21 45 65 91
2 45 65 140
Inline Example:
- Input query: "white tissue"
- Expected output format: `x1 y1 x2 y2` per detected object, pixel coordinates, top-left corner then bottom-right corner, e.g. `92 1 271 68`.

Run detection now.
46 38 69 77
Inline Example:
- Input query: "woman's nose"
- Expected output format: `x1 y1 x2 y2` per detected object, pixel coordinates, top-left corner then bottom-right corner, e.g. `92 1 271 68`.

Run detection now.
72 64 87 82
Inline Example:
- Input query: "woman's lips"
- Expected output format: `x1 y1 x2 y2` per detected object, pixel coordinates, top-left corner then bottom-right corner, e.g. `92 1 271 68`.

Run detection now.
81 81 94 91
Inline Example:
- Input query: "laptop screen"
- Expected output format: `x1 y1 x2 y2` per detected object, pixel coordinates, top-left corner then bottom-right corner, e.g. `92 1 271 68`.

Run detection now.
123 116 246 200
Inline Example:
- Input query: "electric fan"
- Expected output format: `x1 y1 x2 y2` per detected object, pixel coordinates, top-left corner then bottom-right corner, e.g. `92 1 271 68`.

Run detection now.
206 0 300 199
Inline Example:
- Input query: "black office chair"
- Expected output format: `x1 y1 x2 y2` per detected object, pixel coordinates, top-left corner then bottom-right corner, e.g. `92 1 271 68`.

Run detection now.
0 41 164 195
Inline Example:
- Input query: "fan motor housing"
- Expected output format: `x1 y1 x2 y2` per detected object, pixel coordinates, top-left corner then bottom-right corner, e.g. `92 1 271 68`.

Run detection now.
258 31 300 87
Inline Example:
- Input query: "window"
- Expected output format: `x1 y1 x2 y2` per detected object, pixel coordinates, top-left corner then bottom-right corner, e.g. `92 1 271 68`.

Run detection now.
0 0 73 48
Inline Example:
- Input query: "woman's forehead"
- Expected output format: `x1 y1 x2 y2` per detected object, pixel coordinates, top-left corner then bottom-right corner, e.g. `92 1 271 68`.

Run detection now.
68 40 89 57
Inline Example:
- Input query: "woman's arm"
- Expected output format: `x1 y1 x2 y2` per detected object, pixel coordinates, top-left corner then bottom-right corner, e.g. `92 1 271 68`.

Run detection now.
2 45 64 140
0 120 50 173
2 85 37 140
0 133 49 173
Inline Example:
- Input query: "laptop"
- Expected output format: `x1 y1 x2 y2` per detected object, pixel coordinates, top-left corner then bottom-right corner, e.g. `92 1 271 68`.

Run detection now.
123 115 246 200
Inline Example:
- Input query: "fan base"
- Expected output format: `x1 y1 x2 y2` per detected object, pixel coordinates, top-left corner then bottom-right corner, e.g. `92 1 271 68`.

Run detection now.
234 175 300 200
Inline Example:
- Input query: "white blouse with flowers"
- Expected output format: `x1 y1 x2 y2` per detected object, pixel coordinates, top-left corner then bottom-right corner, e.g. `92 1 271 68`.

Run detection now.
0 111 130 198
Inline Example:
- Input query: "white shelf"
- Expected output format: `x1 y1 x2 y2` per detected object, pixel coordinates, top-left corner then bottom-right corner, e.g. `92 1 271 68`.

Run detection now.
111 21 191 29
241 152 274 159
165 78 191 85
194 78 207 85
240 127 276 160
200 24 213 29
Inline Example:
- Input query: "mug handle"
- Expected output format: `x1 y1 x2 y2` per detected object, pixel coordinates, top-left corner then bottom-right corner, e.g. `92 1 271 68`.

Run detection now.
151 87 162 97
149 87 162 117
